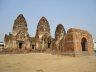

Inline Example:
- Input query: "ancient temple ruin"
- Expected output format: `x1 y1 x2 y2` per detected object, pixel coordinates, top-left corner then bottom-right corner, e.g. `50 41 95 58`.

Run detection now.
4 14 93 56
63 28 93 55
35 17 52 51
52 24 66 51
4 14 30 50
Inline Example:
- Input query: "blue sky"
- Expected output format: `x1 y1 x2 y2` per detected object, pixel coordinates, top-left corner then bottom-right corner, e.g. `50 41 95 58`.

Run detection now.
0 0 96 42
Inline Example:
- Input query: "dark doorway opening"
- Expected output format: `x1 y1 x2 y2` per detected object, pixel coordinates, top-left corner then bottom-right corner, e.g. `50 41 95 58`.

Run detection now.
19 43 23 49
48 43 51 48
81 38 87 51
32 45 35 49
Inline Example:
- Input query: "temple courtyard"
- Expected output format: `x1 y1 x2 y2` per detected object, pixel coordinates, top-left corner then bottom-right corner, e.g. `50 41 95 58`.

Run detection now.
0 53 96 72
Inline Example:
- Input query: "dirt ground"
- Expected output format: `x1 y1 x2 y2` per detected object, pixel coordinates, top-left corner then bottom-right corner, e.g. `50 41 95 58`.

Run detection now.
0 53 96 72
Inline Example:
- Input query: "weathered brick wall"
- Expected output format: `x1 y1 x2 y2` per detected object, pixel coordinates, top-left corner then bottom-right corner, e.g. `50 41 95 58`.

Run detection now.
64 33 74 52
63 28 93 55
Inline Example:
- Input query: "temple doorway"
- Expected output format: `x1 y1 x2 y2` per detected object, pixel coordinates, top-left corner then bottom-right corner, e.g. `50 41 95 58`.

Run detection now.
48 43 51 48
81 37 87 51
32 45 35 49
19 42 23 49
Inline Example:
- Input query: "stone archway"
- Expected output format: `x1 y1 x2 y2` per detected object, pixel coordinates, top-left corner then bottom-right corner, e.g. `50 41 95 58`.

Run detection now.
81 37 87 51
